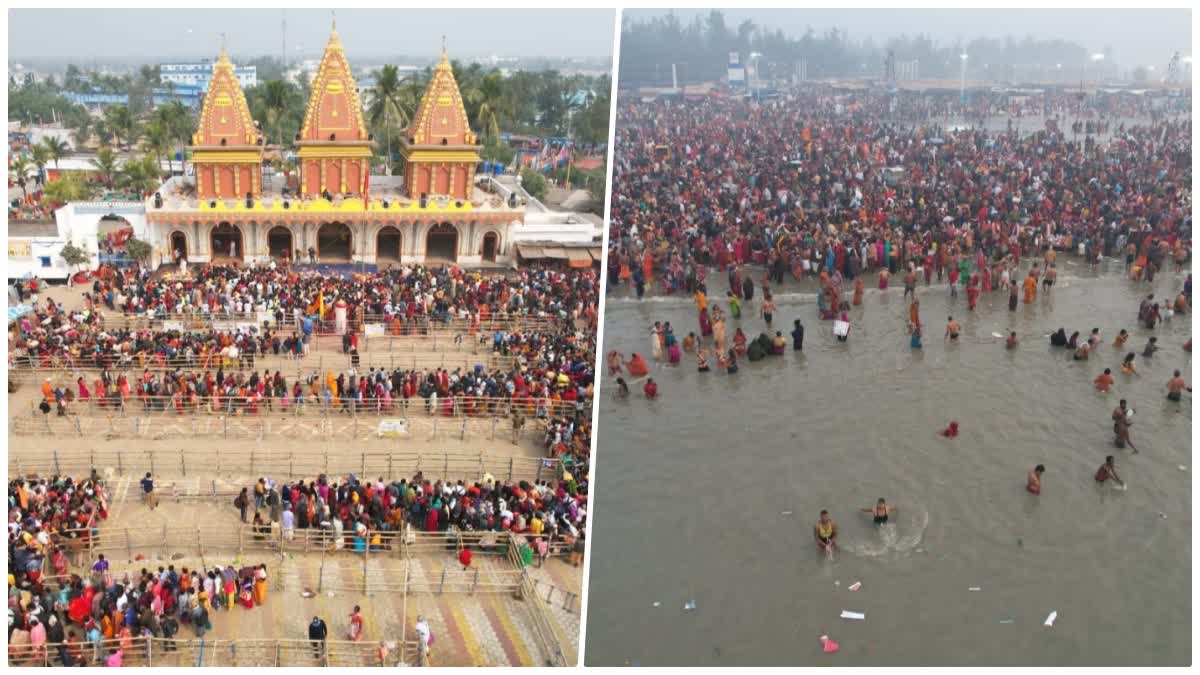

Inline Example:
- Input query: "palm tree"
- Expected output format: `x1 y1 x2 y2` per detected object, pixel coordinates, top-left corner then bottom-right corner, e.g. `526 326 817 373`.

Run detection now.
117 155 161 197
90 146 119 189
9 156 32 202
29 144 50 186
142 120 172 175
153 101 193 172
261 80 292 148
104 104 136 150
366 65 409 175
91 119 114 147
71 118 92 150
40 137 70 170
469 71 512 144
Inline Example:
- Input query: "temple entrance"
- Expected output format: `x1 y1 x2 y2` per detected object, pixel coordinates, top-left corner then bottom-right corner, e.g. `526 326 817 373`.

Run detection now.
210 223 243 261
376 226 402 263
425 223 458 262
169 232 188 261
267 226 293 261
317 222 352 261
482 232 498 262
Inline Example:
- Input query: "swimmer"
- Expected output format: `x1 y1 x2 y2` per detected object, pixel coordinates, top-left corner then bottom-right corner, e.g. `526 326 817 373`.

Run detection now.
1120 352 1137 375
1026 464 1045 495
642 378 658 400
1167 370 1189 402
1094 456 1125 488
1006 331 1018 349
1094 368 1115 392
814 510 838 555
1088 328 1101 347
860 498 896 525
1113 329 1129 348
1073 342 1090 361
614 378 629 399
944 316 960 341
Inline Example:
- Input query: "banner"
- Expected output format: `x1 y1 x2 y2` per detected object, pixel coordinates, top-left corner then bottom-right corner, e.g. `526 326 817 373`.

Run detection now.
364 323 386 336
377 419 408 437
161 320 184 332
8 241 31 258
256 311 274 327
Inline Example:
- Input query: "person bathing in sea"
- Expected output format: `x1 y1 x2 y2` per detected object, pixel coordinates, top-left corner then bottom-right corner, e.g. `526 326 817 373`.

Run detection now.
861 498 896 525
625 353 649 378
1006 331 1019 349
696 348 711 373
643 378 658 399
944 316 961 341
1027 464 1045 495
814 510 838 555
1167 370 1189 402
1113 329 1129 348
1094 368 1115 392
1094 456 1125 488
614 378 629 398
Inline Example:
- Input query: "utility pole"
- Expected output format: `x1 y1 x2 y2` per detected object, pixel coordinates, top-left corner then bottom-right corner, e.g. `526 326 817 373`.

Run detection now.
282 10 287 70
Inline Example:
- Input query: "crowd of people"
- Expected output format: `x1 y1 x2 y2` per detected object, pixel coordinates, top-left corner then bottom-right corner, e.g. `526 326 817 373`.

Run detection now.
234 472 587 562
607 89 1190 298
604 86 1191 548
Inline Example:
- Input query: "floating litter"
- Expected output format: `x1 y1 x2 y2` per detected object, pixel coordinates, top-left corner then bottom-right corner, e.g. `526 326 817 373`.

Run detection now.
780 511 794 516
820 635 840 654
991 332 1004 338
834 580 840 587
1179 465 1188 472
652 602 661 608
1043 611 1057 627
999 619 1015 624
684 600 696 611
1159 512 1168 519
840 610 865 621
848 582 862 592
968 587 982 592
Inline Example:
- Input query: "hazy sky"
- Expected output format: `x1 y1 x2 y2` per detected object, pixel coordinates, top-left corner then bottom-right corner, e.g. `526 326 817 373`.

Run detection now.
9 8 615 62
626 9 1191 68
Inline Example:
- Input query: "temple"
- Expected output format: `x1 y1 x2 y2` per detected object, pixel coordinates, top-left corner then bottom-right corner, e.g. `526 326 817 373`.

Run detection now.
143 25 558 268
295 22 372 200
398 48 481 202
190 49 264 201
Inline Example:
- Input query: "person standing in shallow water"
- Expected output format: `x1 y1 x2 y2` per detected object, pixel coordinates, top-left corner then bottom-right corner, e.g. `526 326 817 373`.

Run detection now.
791 319 804 351
814 510 838 554
1008 280 1019 311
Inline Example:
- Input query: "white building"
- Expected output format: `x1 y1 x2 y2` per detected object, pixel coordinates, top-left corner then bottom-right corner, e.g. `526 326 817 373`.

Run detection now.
160 60 257 89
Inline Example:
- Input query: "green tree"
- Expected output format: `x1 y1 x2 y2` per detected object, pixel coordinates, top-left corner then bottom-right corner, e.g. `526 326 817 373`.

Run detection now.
70 117 92 150
153 100 194 171
366 65 409 175
29 143 50 184
253 79 297 149
124 237 153 265
9 155 33 202
117 155 161 197
104 104 136 149
42 172 90 205
40 136 70 169
142 120 172 174
90 146 119 189
59 241 91 274
520 168 547 201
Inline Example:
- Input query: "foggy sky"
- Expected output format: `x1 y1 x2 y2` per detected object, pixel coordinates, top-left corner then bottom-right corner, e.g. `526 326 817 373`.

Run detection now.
8 8 615 63
625 9 1191 68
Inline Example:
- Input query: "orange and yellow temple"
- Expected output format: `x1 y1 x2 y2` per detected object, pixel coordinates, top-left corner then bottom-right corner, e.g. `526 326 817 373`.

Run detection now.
146 23 520 268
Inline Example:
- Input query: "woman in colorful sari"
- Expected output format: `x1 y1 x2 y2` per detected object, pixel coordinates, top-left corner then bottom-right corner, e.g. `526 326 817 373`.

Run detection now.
254 565 268 606
733 328 748 355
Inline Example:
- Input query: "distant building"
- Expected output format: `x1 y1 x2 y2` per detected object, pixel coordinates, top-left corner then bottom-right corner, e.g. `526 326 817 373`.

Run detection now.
159 60 257 90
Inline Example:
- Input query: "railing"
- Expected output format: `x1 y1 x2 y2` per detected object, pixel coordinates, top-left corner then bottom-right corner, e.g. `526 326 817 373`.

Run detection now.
9 448 563 485
10 413 569 443
8 351 515 376
8 636 415 667
94 311 561 336
25 393 580 420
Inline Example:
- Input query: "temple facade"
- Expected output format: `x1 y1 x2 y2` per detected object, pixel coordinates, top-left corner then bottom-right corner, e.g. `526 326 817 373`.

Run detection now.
144 25 525 268
191 49 264 201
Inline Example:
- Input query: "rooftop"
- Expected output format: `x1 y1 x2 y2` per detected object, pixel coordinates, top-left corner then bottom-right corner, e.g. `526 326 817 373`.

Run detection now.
148 174 526 217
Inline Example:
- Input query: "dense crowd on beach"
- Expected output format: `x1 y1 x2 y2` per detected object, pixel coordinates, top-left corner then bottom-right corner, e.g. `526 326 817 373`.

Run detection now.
607 89 1190 297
